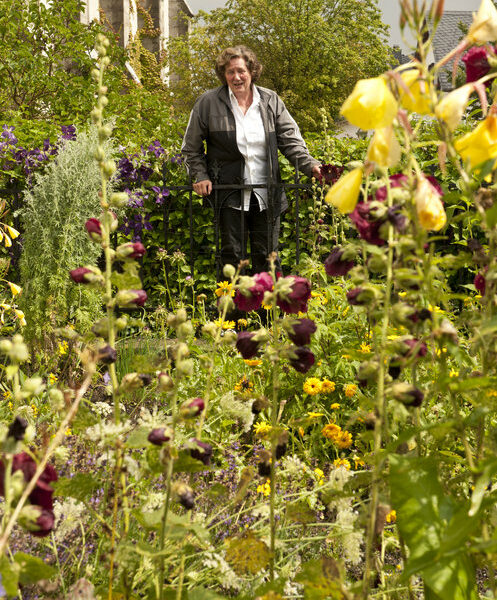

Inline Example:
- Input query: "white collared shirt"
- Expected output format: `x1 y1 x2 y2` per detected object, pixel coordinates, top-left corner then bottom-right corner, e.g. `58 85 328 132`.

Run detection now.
229 86 268 211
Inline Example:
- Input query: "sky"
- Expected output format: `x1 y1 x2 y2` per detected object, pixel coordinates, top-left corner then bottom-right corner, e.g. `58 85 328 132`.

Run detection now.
185 0 481 52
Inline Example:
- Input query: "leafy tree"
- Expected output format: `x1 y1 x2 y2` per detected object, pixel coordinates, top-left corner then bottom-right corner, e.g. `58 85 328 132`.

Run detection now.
166 0 393 130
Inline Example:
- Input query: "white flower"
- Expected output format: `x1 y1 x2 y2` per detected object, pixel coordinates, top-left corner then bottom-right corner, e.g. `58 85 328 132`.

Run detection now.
53 498 86 541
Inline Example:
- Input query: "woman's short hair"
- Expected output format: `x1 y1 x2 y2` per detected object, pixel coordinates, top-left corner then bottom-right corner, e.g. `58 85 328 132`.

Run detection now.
215 46 262 84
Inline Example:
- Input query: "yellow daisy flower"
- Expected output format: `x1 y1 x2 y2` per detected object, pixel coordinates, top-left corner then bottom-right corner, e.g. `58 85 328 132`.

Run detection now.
322 422 341 440
244 359 262 367
321 379 336 393
215 281 234 297
344 384 358 398
330 403 340 410
303 377 322 395
335 430 353 449
333 458 351 470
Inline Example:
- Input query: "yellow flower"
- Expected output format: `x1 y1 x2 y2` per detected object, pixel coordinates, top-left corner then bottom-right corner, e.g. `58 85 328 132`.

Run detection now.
341 76 398 130
262 303 272 311
435 84 473 132
254 421 271 437
57 341 68 356
314 468 325 485
3 390 12 399
244 359 262 367
344 384 358 398
330 402 340 410
359 343 371 353
322 422 341 440
342 306 350 317
386 509 397 524
298 426 305 437
321 379 336 393
234 375 254 392
467 0 497 44
333 458 351 470
307 411 325 418
303 377 322 395
6 225 19 239
7 401 13 411
449 369 459 378
13 309 26 327
257 480 271 496
399 70 433 115
214 318 235 329
435 347 447 357
414 176 447 231
8 282 22 297
237 318 248 329
352 455 365 469
65 428 72 436
366 126 401 168
48 373 58 385
215 281 234 297
325 167 363 215
335 430 353 449
454 113 497 171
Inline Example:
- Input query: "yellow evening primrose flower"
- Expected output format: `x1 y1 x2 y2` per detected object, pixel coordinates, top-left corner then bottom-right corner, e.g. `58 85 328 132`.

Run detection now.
333 458 351 470
3 234 11 248
353 456 365 469
360 343 371 353
454 112 497 171
215 281 234 297
414 176 447 231
325 167 363 215
386 509 397 524
57 341 68 356
344 384 358 398
321 379 336 393
8 282 21 297
399 70 433 115
449 369 459 378
341 76 398 130
467 0 497 44
237 318 248 329
6 226 19 239
254 421 272 437
435 84 473 132
14 309 26 326
303 377 322 395
366 126 401 168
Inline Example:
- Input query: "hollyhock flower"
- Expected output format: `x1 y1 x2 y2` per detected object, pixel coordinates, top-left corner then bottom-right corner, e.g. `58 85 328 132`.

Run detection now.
180 397 204 418
366 126 401 167
467 0 497 44
69 266 104 285
236 331 262 359
234 272 273 312
286 318 317 346
0 452 57 511
462 46 494 83
340 77 398 129
325 167 363 214
435 84 473 131
454 112 497 170
475 271 487 295
346 286 379 306
401 338 428 357
288 346 315 373
276 276 311 314
399 70 433 115
115 289 147 308
116 242 146 260
19 506 55 537
148 428 171 446
324 247 355 277
175 482 194 510
189 438 213 466
414 175 447 231
97 345 117 364
85 218 103 242
318 164 344 185
390 382 424 407
346 287 367 305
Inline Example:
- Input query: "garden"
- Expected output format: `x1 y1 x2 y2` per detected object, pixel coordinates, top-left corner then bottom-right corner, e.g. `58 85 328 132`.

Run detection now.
2 0 497 598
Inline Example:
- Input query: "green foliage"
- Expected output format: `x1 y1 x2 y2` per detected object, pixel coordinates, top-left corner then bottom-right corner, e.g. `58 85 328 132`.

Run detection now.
18 127 114 346
166 0 393 131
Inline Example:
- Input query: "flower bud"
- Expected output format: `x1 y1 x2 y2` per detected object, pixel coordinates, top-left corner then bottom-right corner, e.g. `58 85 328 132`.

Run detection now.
103 160 116 177
119 372 150 393
176 359 194 377
392 303 417 327
252 397 269 415
346 286 379 306
116 242 146 260
221 330 237 345
85 218 103 242
8 336 30 363
223 264 236 279
115 316 129 331
115 289 147 308
22 377 44 396
275 431 289 460
257 449 272 476
284 318 317 346
390 382 424 407
433 319 459 345
98 125 112 141
7 416 28 441
176 308 188 324
189 438 213 466
324 247 355 277
109 192 129 208
97 345 117 365
357 360 379 388
202 322 218 338
276 275 312 314
217 294 234 313
148 427 172 446
177 321 193 341
236 331 262 359
173 482 194 510
180 397 204 418
157 372 174 392
70 266 104 286
173 342 190 361
49 388 65 410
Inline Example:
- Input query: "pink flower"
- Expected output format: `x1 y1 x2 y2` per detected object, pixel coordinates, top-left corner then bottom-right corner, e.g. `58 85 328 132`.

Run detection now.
116 242 146 260
115 289 147 307
462 46 495 84
85 218 103 242
148 428 171 446
474 271 486 295
69 267 93 283
234 272 273 312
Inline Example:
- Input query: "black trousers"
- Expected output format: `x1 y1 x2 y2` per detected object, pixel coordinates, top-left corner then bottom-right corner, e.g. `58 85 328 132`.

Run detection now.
220 193 280 275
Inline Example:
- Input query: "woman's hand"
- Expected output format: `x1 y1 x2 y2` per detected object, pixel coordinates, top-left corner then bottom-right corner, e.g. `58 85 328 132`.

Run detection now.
312 165 321 179
193 179 213 196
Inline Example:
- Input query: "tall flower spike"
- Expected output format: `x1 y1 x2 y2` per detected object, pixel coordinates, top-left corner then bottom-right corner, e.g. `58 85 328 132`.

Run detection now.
325 167 363 214
340 77 398 130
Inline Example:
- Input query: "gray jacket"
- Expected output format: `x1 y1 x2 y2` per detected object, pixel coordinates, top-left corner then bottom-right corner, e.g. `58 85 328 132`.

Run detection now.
181 85 320 214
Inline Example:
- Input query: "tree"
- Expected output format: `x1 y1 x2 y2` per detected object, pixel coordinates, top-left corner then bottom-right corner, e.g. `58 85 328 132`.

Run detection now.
166 0 393 131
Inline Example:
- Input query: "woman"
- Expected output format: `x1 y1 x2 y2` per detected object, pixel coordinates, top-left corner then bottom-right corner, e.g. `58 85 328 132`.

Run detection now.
181 45 321 274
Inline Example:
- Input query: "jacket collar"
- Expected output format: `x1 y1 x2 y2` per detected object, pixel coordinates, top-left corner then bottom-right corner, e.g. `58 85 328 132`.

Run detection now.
218 84 269 109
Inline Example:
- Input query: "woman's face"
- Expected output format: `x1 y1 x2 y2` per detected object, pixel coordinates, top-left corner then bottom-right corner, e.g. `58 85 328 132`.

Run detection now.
225 57 252 97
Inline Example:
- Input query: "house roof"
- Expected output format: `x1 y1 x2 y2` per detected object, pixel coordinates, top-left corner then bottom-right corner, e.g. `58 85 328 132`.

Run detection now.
432 11 473 90
179 0 194 17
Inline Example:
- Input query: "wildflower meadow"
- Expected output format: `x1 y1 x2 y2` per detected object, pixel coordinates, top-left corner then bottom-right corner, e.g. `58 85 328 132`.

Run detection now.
4 0 497 598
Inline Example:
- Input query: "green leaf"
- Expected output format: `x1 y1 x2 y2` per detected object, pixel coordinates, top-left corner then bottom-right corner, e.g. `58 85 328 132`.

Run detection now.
225 531 270 575
469 460 497 516
111 270 142 291
126 426 151 448
173 451 212 474
0 555 19 597
295 557 343 599
188 588 225 600
13 553 57 585
285 500 316 525
54 473 100 502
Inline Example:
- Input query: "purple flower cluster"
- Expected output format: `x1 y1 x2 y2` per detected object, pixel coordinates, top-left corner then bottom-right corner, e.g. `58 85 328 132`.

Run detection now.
120 212 153 242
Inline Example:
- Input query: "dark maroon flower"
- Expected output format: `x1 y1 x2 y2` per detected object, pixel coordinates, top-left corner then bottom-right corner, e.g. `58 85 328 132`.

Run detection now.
275 441 287 460
402 338 428 358
189 438 213 465
391 382 424 407
475 271 486 296
236 331 261 359
0 453 57 511
375 174 409 202
346 287 367 306
69 267 92 284
116 242 146 260
148 428 171 446
318 164 344 185
287 318 317 346
7 417 28 441
288 346 315 373
349 202 386 246
324 247 355 277
276 276 311 314
31 508 55 537
462 46 495 84
182 397 204 417
387 206 408 232
234 272 273 312
85 218 103 242
97 345 117 364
